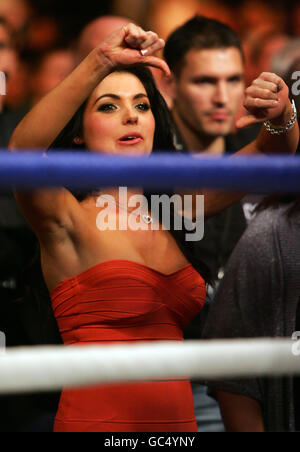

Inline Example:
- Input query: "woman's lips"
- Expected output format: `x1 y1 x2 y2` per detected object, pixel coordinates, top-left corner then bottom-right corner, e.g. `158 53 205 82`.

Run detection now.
117 137 143 145
117 133 144 146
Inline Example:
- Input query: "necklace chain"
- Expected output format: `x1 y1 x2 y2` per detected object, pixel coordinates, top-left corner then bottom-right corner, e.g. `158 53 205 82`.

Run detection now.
98 195 153 225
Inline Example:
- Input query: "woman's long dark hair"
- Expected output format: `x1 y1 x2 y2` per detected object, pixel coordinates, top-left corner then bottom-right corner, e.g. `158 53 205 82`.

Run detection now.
47 64 211 284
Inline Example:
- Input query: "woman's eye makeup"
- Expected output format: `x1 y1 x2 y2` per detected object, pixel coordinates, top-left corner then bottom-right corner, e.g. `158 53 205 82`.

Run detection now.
97 103 117 112
97 102 151 113
135 102 151 112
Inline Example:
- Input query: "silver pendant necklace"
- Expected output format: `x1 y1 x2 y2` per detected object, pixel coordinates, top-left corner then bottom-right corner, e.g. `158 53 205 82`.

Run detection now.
98 195 154 225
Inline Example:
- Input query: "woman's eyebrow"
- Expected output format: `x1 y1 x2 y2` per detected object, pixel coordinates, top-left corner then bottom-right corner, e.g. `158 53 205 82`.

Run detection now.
94 94 120 105
133 93 148 100
94 93 148 105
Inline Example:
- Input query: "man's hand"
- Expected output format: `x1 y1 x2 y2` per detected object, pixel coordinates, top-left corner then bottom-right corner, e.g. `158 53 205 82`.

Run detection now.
95 23 170 77
236 72 290 129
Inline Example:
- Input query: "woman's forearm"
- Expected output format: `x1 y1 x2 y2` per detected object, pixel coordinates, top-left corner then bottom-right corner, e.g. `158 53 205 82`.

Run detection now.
255 100 299 155
193 101 299 218
179 74 299 219
9 50 111 151
238 100 299 157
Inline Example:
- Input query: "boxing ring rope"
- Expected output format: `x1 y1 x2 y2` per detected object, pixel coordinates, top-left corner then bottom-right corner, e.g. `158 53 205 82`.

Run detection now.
0 340 299 394
0 151 300 394
1 152 300 192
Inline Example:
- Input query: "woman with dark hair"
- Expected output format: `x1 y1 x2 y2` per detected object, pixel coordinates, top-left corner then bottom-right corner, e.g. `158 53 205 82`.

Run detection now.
9 24 299 432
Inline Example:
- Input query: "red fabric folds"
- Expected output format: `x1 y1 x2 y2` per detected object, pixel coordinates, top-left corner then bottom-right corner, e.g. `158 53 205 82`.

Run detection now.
50 259 206 432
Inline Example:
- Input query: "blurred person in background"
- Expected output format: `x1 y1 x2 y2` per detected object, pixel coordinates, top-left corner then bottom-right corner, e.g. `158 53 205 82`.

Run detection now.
147 0 236 42
3 53 31 110
25 15 61 53
0 11 54 433
237 0 286 38
0 0 34 56
111 0 148 30
0 16 29 277
291 2 300 36
29 48 75 105
148 0 201 42
162 15 262 432
195 0 237 31
271 38 300 82
243 29 289 86
76 15 132 63
0 0 32 35
0 16 28 151
202 195 300 432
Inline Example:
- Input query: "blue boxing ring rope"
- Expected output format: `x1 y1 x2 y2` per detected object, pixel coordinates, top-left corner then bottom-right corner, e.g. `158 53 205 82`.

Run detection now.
0 151 300 193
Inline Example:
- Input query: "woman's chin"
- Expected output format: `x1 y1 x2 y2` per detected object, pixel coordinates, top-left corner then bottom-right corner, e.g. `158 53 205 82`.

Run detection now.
114 147 151 156
90 147 152 156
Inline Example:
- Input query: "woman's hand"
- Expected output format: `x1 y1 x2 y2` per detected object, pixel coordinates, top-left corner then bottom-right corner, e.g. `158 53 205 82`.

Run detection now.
95 23 170 77
236 72 291 129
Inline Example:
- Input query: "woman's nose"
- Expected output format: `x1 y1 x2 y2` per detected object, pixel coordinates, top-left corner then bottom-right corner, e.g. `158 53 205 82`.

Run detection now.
122 108 138 125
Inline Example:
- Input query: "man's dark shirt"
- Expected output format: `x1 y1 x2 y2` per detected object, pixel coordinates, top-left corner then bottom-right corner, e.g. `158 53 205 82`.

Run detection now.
295 301 300 431
202 204 300 431
172 124 261 339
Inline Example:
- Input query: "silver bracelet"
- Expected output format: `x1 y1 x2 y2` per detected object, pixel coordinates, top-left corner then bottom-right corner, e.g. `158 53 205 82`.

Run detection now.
263 100 297 135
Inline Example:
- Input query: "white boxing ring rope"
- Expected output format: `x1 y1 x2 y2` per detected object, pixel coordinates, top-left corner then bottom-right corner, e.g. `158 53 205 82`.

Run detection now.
0 152 300 395
0 340 299 394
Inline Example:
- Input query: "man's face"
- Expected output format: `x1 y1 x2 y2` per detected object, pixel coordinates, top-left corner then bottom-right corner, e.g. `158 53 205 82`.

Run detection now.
173 47 245 137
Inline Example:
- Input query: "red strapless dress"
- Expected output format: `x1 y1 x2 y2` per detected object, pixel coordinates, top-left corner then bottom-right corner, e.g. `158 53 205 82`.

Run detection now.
50 259 206 432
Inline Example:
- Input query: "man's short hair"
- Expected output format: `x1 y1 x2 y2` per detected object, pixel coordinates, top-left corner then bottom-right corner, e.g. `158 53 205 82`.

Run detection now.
164 15 244 76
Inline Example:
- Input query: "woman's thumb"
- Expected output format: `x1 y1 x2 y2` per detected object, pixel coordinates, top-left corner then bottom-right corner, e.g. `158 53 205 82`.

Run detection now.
236 114 258 129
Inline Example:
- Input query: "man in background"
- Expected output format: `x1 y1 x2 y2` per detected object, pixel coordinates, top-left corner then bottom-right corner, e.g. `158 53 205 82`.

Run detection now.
163 15 261 432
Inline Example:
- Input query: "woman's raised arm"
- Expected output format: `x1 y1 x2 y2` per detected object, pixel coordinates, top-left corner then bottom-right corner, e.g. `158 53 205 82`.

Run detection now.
8 25 170 243
236 71 299 155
